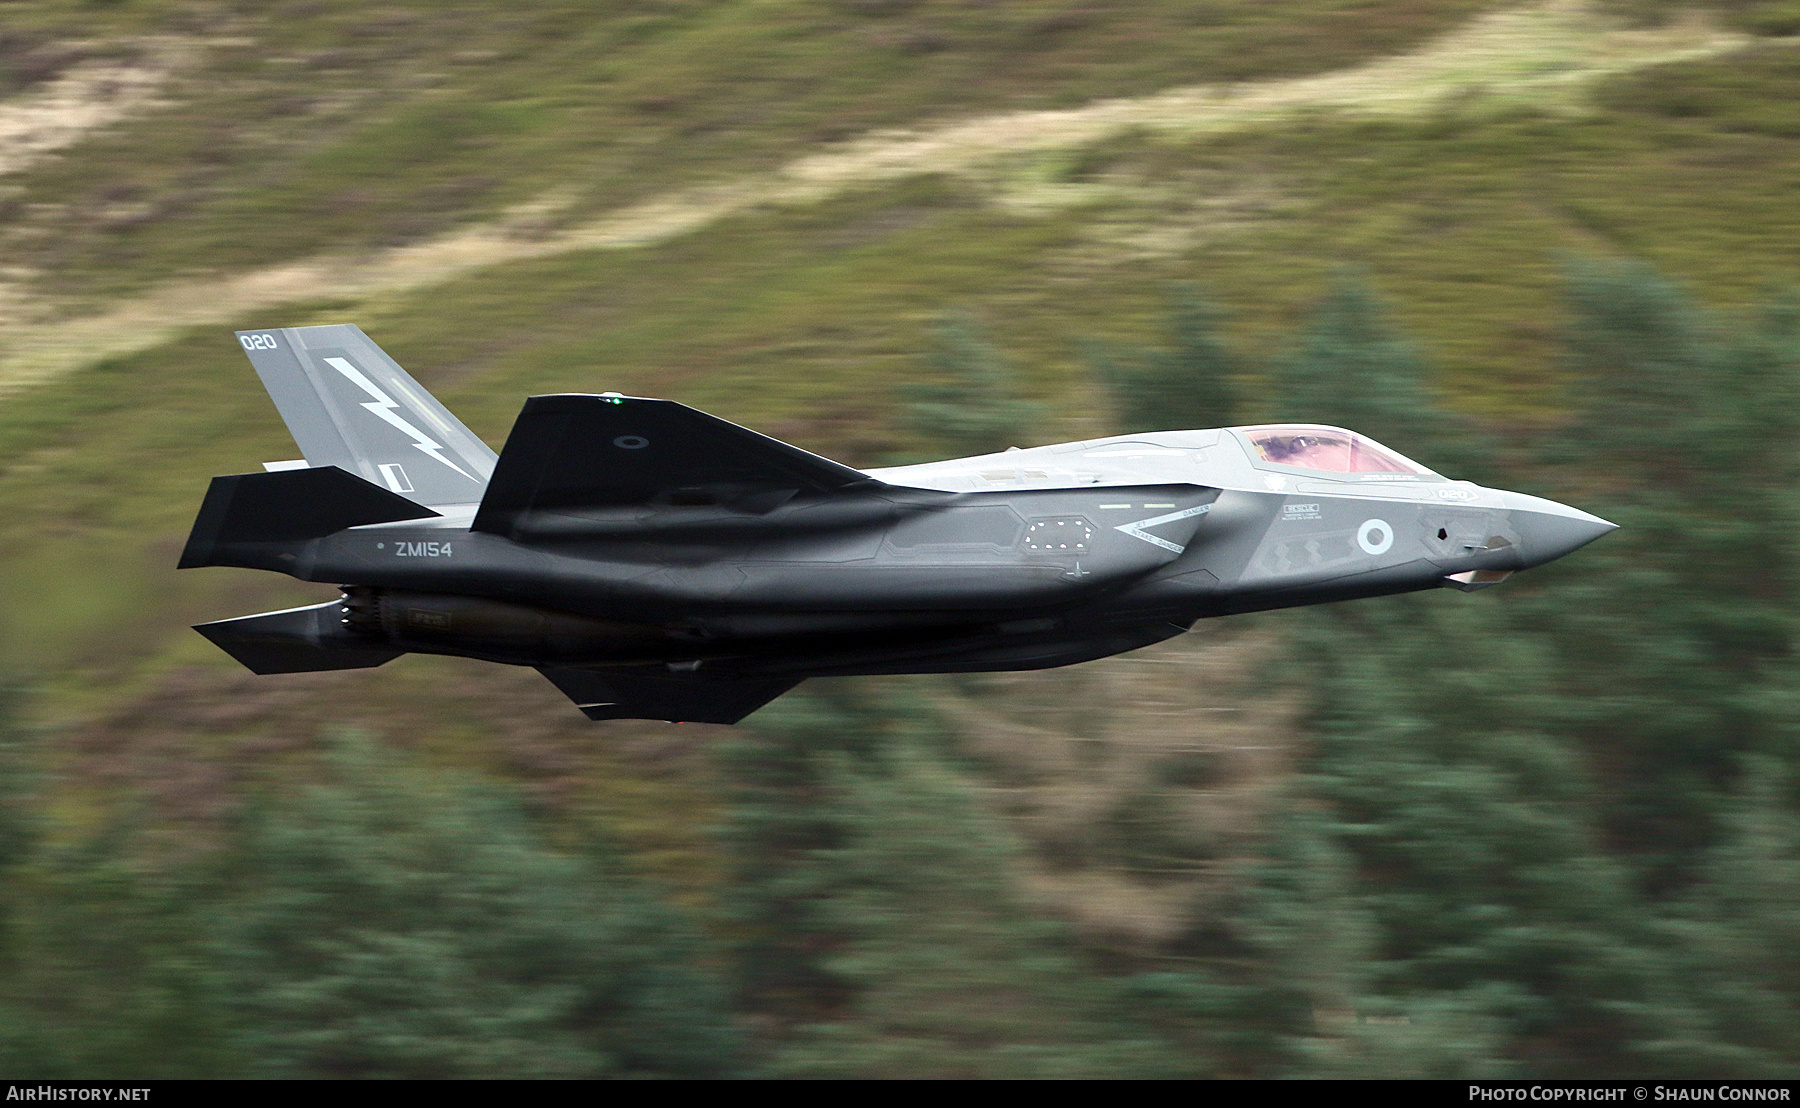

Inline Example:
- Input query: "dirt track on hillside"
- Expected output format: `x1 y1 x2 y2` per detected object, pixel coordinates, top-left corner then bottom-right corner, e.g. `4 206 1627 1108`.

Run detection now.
0 1 1745 395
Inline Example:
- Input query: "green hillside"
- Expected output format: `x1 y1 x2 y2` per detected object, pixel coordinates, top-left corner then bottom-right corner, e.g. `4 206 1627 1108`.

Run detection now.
0 0 1501 302
4 1 1797 677
0 0 1798 1078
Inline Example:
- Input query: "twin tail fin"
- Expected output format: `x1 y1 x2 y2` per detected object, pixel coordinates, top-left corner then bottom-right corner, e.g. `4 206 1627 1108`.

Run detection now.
234 324 494 507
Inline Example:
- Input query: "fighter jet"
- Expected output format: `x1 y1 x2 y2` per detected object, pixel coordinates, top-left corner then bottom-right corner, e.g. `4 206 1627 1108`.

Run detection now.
181 324 1615 724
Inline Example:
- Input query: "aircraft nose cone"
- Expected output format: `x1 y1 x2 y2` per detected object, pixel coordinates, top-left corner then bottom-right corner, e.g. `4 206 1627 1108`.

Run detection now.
1496 491 1617 568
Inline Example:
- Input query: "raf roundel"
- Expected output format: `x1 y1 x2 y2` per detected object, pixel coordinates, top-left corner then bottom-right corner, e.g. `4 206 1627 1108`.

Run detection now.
1357 518 1395 555
613 435 650 450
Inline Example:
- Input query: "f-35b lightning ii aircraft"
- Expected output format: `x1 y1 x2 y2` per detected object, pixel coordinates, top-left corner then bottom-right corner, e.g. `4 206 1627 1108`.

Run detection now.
181 325 1615 724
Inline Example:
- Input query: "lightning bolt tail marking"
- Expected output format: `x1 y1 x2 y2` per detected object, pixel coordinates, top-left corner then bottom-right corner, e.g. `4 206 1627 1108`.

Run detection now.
323 357 476 482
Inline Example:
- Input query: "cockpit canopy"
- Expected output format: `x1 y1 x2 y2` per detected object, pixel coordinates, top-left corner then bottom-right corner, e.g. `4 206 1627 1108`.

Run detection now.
1238 425 1432 475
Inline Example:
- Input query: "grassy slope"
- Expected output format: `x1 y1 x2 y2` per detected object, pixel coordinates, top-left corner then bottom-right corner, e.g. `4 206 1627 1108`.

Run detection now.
7 34 1800 675
0 0 1531 672
1 1 1797 878
0 0 1498 303
0 0 1502 881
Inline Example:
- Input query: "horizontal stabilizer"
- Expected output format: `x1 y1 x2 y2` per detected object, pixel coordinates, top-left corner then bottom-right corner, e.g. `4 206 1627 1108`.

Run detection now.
195 601 402 675
538 666 801 724
474 395 873 535
179 465 439 570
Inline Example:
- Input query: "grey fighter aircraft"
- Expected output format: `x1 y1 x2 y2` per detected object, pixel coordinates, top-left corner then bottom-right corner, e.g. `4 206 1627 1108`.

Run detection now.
181 324 1615 724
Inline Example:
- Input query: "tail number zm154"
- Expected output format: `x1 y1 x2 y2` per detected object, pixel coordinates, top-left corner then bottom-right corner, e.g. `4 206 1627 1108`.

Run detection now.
395 541 452 558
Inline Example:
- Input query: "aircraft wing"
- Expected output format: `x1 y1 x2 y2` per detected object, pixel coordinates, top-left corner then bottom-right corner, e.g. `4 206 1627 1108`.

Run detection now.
472 394 873 534
537 666 802 724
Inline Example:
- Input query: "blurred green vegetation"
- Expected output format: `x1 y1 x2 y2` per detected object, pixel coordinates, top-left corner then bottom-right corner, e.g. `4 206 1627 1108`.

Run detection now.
0 708 740 1077
0 0 1798 1080
2 260 1798 1077
1090 284 1241 435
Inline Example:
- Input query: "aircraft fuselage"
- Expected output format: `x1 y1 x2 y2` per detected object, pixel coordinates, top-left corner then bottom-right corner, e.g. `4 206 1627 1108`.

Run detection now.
196 426 1606 685
183 325 1614 723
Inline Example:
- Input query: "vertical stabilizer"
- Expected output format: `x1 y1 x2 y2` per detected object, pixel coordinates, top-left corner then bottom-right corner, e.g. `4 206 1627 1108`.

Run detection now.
235 324 496 507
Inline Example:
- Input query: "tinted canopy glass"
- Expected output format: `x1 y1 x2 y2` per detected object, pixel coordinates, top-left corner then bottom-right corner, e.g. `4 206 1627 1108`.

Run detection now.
1240 426 1429 475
